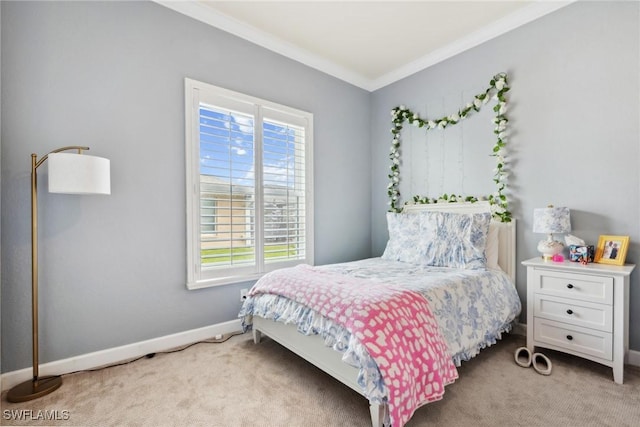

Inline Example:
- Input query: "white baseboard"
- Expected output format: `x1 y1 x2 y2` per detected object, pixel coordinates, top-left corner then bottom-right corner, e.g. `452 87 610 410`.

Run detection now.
1 319 243 391
627 349 640 367
513 322 640 367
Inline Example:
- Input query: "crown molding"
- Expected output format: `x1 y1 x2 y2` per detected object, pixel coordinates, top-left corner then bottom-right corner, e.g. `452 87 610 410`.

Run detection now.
155 1 576 93
368 1 577 91
155 0 371 89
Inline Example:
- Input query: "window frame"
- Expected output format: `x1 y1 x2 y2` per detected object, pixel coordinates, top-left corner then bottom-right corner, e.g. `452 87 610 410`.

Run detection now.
185 78 314 289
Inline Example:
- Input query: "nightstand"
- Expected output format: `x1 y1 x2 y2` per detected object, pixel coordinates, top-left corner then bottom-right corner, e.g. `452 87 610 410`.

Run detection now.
522 257 635 384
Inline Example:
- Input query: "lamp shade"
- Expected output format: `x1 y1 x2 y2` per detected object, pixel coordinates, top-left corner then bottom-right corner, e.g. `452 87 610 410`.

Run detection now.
48 153 111 195
532 206 571 234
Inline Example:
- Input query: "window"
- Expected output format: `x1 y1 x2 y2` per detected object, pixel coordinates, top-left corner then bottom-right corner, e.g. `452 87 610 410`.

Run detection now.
185 79 314 289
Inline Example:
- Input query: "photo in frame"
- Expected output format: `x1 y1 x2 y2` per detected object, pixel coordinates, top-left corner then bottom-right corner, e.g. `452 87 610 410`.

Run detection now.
594 235 630 266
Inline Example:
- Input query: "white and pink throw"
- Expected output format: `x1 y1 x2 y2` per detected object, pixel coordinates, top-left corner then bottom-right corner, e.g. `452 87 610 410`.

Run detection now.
249 264 458 427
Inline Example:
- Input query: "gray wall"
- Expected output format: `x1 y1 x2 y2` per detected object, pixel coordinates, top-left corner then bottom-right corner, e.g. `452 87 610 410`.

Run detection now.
2 0 639 374
0 1 371 372
371 2 640 347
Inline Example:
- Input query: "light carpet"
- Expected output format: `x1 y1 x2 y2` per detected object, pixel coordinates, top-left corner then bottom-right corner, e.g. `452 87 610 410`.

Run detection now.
2 332 640 426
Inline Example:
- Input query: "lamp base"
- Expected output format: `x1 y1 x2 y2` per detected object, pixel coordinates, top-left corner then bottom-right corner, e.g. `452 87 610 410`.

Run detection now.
6 376 62 403
537 238 564 261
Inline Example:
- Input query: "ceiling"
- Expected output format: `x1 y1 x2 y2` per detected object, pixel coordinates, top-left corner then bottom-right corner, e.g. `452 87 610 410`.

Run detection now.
157 1 574 91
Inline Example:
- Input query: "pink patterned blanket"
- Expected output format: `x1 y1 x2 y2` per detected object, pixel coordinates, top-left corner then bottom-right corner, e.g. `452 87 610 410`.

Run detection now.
249 264 458 427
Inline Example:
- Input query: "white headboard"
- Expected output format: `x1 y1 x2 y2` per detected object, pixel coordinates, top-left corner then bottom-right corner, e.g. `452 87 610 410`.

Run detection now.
401 201 517 283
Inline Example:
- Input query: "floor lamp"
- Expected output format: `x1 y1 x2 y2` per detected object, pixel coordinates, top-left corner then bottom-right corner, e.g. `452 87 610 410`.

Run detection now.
6 146 110 403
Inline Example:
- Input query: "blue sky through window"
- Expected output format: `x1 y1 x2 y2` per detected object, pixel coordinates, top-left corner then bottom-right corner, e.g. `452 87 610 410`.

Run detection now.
199 105 301 189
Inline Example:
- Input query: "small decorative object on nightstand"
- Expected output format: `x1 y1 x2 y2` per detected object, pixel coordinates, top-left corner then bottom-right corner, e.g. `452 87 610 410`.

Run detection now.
522 257 635 384
532 205 571 260
595 235 630 266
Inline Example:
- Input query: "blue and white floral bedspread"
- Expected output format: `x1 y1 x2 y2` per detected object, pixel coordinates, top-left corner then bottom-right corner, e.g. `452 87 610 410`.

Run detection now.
239 257 521 404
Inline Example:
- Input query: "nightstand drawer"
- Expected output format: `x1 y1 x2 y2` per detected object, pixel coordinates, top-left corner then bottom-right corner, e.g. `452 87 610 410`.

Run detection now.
533 317 612 360
534 294 612 332
533 269 613 304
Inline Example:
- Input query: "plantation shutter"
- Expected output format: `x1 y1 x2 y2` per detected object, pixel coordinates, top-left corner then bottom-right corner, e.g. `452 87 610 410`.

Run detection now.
186 78 313 289
199 103 256 273
262 115 307 264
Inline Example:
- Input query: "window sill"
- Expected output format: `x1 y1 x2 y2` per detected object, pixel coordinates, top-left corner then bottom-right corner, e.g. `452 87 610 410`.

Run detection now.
187 273 264 290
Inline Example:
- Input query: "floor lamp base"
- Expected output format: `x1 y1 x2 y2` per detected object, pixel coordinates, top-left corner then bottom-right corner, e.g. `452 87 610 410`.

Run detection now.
6 376 62 403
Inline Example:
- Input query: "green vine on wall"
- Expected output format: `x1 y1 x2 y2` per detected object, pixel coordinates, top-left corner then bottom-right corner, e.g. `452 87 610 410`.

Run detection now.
388 72 512 222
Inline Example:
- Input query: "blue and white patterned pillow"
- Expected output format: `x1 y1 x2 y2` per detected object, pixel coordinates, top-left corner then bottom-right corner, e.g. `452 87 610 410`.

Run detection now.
416 211 491 269
382 211 491 269
381 212 423 264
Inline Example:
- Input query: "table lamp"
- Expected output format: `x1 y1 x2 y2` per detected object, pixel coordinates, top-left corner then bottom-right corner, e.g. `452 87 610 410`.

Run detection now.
533 205 571 261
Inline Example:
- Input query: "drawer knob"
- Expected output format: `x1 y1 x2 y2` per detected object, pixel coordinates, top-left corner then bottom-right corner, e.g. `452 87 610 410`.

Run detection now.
566 309 574 315
566 283 574 289
566 335 574 341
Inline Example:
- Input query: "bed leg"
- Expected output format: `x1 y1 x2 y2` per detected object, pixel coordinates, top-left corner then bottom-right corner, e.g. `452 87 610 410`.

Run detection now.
369 403 388 427
253 328 262 344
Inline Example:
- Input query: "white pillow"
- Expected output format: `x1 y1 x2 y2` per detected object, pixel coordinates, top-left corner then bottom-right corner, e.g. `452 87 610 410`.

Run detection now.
486 221 500 270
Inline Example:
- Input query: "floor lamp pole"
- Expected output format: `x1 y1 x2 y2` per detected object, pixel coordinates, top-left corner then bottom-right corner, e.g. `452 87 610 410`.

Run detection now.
7 146 94 403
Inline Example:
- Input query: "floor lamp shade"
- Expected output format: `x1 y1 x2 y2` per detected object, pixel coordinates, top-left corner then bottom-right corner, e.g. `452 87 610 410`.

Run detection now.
48 153 111 195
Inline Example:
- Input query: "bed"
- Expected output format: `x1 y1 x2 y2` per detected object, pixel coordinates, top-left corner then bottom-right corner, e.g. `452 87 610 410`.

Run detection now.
239 202 521 427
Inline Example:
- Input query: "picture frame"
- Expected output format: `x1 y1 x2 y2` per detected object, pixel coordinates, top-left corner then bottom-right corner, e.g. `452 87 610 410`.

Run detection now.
594 235 630 266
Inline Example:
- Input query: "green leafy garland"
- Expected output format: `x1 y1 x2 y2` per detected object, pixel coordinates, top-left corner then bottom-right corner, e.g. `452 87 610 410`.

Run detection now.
388 72 511 222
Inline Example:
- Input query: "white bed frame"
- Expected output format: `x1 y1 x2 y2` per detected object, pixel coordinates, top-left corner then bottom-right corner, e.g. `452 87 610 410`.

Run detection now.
252 202 516 427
